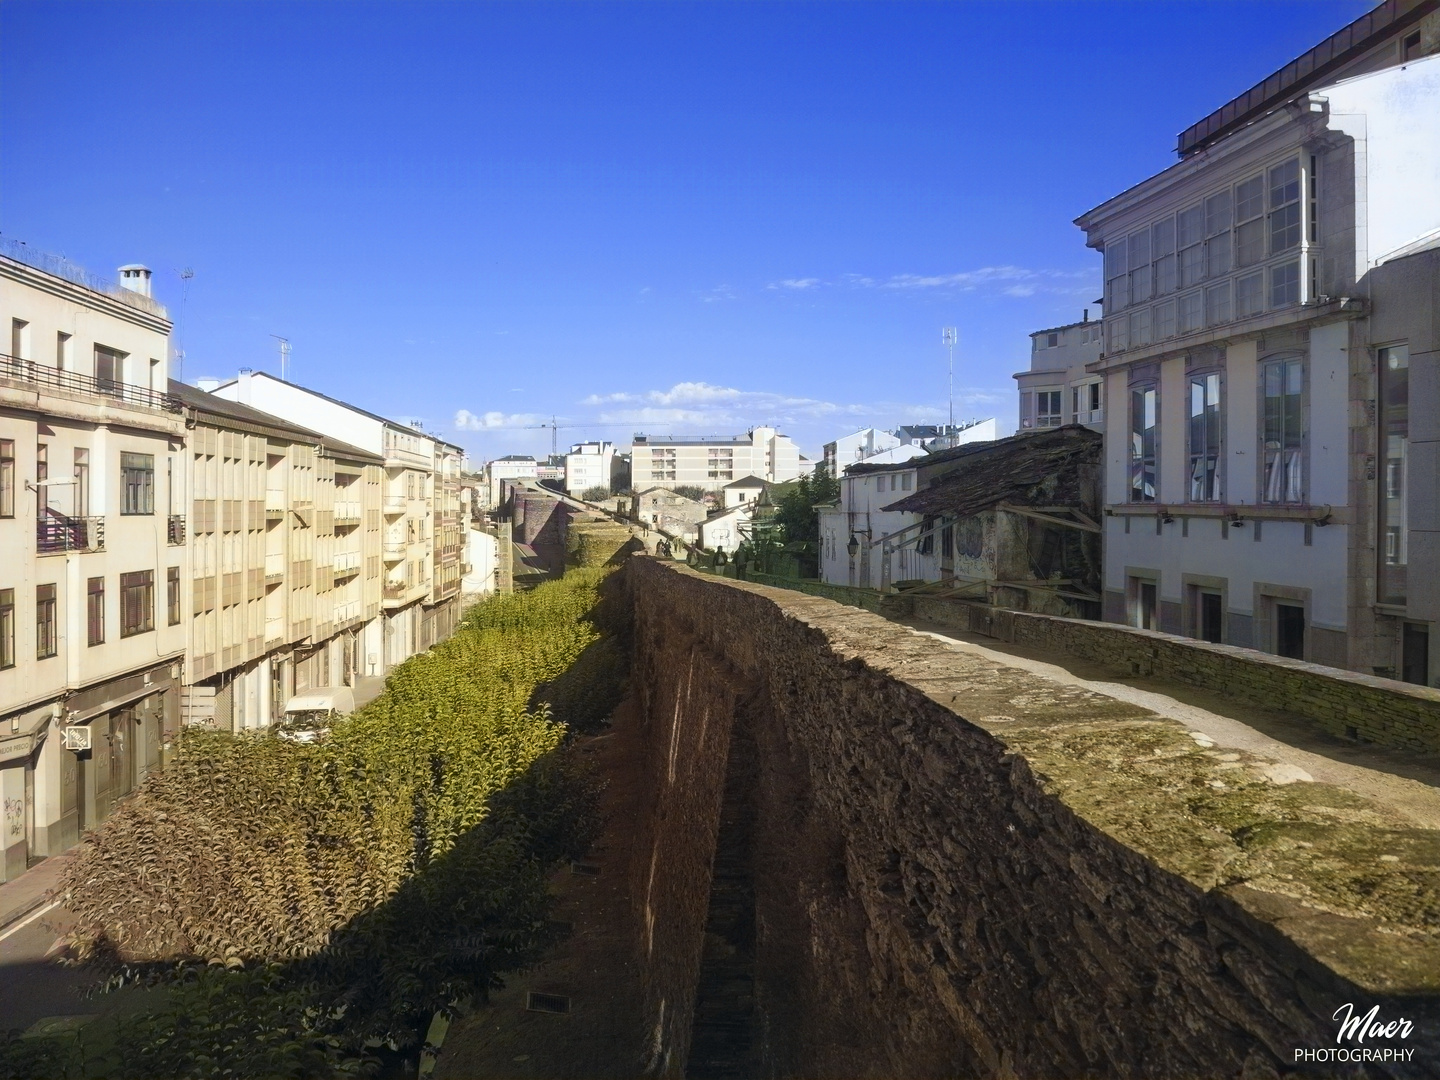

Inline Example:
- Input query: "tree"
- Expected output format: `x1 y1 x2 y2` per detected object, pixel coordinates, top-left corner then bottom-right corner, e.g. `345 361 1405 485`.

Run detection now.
773 467 841 576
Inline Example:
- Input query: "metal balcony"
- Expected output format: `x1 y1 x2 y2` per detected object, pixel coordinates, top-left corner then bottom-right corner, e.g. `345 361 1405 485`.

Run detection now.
36 513 104 554
0 352 181 413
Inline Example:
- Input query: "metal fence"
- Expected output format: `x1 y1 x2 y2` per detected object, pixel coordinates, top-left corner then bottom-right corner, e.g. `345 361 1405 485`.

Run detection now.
0 352 182 413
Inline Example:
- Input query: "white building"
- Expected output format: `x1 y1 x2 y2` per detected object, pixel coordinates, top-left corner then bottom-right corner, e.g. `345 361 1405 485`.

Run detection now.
822 428 900 475
698 503 752 554
630 426 802 492
722 476 767 509
485 455 537 509
565 441 622 497
1015 316 1106 433
818 461 924 589
1075 5 1440 675
1 244 186 879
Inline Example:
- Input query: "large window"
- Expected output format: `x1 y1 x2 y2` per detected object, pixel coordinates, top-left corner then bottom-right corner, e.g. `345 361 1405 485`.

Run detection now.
1235 175 1266 267
1236 272 1265 318
1379 344 1409 605
1268 159 1302 255
121 570 154 637
1261 358 1304 504
1036 389 1063 427
0 588 13 669
1204 190 1232 279
1270 260 1300 309
0 439 13 518
1152 217 1176 296
37 583 57 659
1129 386 1158 503
88 576 105 646
1188 373 1222 501
95 345 126 396
121 452 155 515
1178 205 1205 289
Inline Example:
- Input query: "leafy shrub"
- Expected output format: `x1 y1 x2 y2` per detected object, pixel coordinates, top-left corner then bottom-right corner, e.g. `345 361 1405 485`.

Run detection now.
580 485 610 501
3 569 620 1078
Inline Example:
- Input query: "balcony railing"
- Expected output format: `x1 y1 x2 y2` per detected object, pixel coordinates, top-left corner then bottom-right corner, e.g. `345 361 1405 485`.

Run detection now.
383 583 415 601
37 513 104 554
333 549 361 573
333 502 362 525
382 494 407 514
0 352 181 413
167 514 186 545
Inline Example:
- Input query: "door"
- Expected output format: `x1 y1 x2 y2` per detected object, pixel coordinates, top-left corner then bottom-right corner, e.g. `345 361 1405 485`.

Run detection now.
1276 604 1306 660
95 347 123 396
1133 580 1158 631
1199 592 1223 643
1402 623 1429 685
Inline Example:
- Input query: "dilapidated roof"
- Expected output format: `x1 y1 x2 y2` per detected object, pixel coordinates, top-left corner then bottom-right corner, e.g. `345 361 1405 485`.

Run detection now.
881 426 1101 518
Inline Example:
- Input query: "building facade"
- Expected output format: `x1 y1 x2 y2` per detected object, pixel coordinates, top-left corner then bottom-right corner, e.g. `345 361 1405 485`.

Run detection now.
1075 6 1440 675
564 440 623 497
173 382 386 731
207 371 457 672
1015 316 1106 433
1 245 186 880
484 455 537 509
630 426 802 493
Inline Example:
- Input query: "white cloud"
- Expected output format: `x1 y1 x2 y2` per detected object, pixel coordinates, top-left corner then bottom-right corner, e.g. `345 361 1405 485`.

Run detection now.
766 277 821 290
756 266 1098 298
698 284 738 303
453 409 545 431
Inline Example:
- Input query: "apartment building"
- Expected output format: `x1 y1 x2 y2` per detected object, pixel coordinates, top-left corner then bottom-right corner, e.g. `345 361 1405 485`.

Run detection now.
1075 0 1440 676
207 371 458 671
630 426 802 493
171 382 385 731
484 455 537 509
1 244 186 880
564 441 623 497
1015 315 1106 433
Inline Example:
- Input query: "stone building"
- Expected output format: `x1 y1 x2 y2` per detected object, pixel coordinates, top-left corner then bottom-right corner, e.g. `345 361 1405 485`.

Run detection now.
1075 1 1440 675
1 243 186 879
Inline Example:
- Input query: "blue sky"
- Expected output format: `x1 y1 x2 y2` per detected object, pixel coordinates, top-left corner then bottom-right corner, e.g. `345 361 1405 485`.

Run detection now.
1 0 1369 462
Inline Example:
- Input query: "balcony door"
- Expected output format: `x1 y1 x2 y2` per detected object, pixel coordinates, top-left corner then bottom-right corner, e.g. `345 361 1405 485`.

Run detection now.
95 346 125 397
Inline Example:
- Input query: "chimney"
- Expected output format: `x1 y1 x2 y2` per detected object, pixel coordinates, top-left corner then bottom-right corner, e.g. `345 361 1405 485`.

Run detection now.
196 377 221 392
1083 308 1089 322
117 264 153 298
238 368 253 404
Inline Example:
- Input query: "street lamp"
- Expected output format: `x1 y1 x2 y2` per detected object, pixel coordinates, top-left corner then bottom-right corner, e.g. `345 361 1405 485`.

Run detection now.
847 534 860 558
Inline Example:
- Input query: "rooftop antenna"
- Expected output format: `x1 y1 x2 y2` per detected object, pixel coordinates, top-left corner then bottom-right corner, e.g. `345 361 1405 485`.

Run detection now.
942 327 957 430
270 334 291 382
174 267 194 383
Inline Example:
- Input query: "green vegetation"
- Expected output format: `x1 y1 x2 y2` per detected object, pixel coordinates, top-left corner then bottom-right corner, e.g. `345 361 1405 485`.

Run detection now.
579 484 610 501
0 569 626 1078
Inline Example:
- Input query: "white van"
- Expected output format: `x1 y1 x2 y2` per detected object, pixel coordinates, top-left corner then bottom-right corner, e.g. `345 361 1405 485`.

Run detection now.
276 686 356 743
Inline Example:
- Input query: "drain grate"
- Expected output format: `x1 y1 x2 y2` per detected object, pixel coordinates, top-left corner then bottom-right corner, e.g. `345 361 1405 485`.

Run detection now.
525 992 571 1015
570 861 600 876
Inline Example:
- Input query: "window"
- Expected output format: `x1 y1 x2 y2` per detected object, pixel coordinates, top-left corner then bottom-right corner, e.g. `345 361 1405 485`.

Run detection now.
1178 291 1203 334
1378 344 1410 605
1128 230 1152 304
1130 577 1158 631
1108 316 1129 353
1268 159 1301 255
1152 217 1177 296
1234 174 1265 267
1270 260 1300 308
1261 358 1304 504
1104 241 1128 312
120 570 155 637
88 576 105 646
1204 191 1231 280
1178 205 1205 288
901 473 913 491
37 583 57 659
1404 29 1422 61
1129 386 1158 503
1129 308 1151 348
10 319 28 359
167 566 181 625
1047 332 1059 348
1188 373 1222 501
1236 272 1264 318
1036 390 1063 427
57 332 72 370
0 589 12 669
1154 299 1176 340
1205 282 1232 326
121 452 155 514
95 345 126 395
0 440 13 518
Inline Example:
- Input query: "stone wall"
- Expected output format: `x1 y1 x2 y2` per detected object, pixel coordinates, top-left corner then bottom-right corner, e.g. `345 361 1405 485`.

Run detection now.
620 558 1440 1078
907 595 1440 755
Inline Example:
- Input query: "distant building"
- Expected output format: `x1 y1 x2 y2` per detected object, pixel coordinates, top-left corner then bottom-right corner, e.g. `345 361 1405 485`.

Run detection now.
698 503 752 554
631 487 708 542
723 475 767 508
485 455 537 509
823 428 901 476
1014 315 1106 434
565 441 622 497
630 426 801 492
537 455 566 484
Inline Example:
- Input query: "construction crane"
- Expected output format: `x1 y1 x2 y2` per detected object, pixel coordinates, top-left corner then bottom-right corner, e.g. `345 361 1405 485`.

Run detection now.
521 416 635 458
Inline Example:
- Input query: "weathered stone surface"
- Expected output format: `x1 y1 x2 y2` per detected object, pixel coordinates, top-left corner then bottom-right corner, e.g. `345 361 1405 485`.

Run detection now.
619 560 1440 1078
